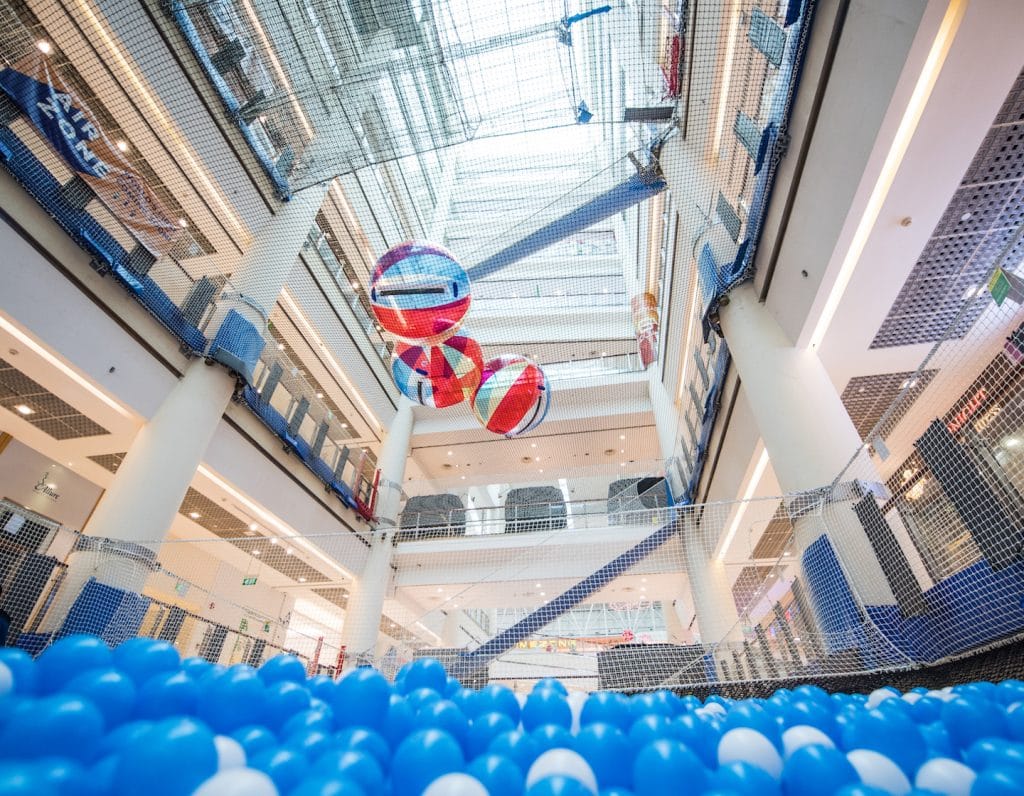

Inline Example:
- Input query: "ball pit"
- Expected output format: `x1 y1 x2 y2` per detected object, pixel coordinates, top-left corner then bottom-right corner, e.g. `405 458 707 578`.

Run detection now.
8 635 1024 794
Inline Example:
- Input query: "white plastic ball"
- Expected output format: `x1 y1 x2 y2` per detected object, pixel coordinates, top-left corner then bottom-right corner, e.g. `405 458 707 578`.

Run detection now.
717 727 783 780
925 690 956 702
847 749 911 795
191 768 278 796
866 687 900 709
526 748 598 794
901 692 922 705
567 691 588 735
516 692 529 712
214 735 246 770
699 702 727 718
781 725 836 760
0 662 12 698
914 758 977 796
423 773 489 796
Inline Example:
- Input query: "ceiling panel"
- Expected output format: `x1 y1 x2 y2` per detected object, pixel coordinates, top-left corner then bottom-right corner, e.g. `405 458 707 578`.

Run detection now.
0 359 110 440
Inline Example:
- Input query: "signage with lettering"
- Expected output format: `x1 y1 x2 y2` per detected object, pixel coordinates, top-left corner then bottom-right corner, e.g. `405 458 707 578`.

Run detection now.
0 52 179 254
33 470 60 502
947 388 988 434
242 577 257 586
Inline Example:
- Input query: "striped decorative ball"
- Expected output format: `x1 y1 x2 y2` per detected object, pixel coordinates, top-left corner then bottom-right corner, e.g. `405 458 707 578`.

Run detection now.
370 241 471 344
391 336 483 409
472 355 550 437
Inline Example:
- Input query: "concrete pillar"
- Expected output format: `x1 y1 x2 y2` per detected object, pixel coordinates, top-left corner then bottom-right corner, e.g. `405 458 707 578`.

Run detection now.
661 599 692 645
44 185 328 632
340 397 415 667
441 610 463 647
684 518 741 646
718 283 897 651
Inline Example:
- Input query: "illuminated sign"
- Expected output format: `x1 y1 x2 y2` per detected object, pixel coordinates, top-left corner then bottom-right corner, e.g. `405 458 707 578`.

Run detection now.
946 388 987 434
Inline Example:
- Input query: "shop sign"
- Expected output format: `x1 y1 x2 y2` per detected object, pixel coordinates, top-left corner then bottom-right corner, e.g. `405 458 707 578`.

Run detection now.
242 577 257 586
990 269 1011 307
33 471 60 501
947 388 988 434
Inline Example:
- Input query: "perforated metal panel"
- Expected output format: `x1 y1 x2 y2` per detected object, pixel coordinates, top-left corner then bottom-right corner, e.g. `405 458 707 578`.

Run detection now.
88 452 126 473
0 359 110 440
752 502 793 560
873 69 1024 349
840 369 937 441
731 565 775 614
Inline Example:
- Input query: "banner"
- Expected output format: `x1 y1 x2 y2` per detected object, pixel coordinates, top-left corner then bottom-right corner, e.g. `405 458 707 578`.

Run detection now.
0 52 179 255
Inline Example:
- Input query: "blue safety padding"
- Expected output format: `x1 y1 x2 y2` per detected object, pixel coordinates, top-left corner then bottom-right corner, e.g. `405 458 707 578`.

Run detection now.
866 558 1024 663
754 123 776 175
14 632 51 657
683 345 730 502
801 534 866 654
169 0 291 198
138 276 208 352
454 510 683 675
242 384 290 439
60 578 150 647
330 480 359 510
309 456 334 485
468 172 667 281
208 309 266 386
702 653 718 682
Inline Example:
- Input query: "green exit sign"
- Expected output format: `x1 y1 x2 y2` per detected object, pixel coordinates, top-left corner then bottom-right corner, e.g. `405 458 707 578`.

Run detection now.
990 269 1011 306
242 577 258 586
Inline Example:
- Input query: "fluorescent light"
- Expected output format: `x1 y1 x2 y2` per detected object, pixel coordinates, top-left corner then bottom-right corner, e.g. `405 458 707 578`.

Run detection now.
13 404 33 416
712 3 742 159
716 445 771 561
0 316 133 419
806 0 966 350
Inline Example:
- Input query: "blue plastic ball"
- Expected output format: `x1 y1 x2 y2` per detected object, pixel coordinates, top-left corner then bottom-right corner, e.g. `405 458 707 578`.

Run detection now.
290 775 368 796
385 693 417 749
523 689 571 731
404 659 448 694
62 668 135 728
781 699 839 740
335 727 390 767
632 739 707 796
259 654 307 685
526 775 592 796
315 749 385 793
308 675 336 704
0 650 35 696
0 695 105 762
264 680 312 730
468 754 525 796
250 748 309 793
444 677 462 697
97 719 153 758
942 696 1008 751
920 721 954 757
451 687 481 719
631 693 674 722
468 712 517 758
841 707 926 776
113 639 179 686
834 786 890 796
675 712 723 768
574 723 632 788
416 699 471 750
581 692 632 731
627 715 676 753
283 706 334 737
532 724 575 754
965 738 1024 772
135 670 199 720
781 745 858 796
490 730 541 772
334 668 392 732
407 687 443 714
37 636 112 694
198 668 267 733
723 702 782 748
286 728 333 759
392 729 465 796
973 766 1024 796
534 679 568 697
231 725 277 758
475 684 520 722
1007 703 1024 742
907 695 943 724
179 657 215 680
112 717 217 796
33 757 94 796
715 760 781 796
0 763 58 796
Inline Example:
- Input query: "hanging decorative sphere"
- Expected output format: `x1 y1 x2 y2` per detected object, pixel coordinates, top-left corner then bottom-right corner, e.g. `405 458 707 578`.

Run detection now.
392 336 483 409
370 242 471 344
472 355 550 438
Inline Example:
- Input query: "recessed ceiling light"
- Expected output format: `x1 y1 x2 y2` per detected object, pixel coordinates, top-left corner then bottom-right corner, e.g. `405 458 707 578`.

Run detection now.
285 548 293 555
249 522 258 531
534 456 540 462
178 217 189 228
641 578 647 583
600 352 607 357
115 139 129 153
269 538 278 545
36 40 52 54
620 462 626 467
276 343 285 351
531 443 537 448
351 281 360 290
540 592 546 596
299 577 307 583
960 211 973 222
461 475 466 480
252 549 261 556
447 451 453 456
620 449 624 454
189 511 201 519
14 404 34 416
316 392 323 399
341 423 348 429
619 434 625 440
436 587 443 593
538 469 543 473
535 583 542 588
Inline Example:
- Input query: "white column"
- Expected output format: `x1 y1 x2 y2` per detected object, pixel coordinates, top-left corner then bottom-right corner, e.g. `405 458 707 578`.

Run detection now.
441 610 462 647
661 599 692 645
648 366 678 464
718 282 896 606
684 520 741 645
340 397 415 667
51 184 329 617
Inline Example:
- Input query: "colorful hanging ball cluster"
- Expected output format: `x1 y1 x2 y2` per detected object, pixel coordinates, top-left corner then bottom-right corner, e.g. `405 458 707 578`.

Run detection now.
472 355 550 438
7 636 1024 795
391 335 484 409
370 242 471 345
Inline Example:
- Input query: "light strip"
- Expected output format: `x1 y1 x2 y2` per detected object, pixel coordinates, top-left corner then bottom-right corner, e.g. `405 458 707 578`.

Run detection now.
716 445 770 561
806 0 966 350
238 0 316 141
711 3 742 160
645 193 665 296
0 315 134 419
675 269 702 405
74 0 247 242
279 289 382 433
197 463 355 581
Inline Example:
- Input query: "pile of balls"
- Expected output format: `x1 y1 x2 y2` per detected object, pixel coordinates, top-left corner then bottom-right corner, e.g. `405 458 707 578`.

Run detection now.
4 635 1024 795
370 242 550 438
